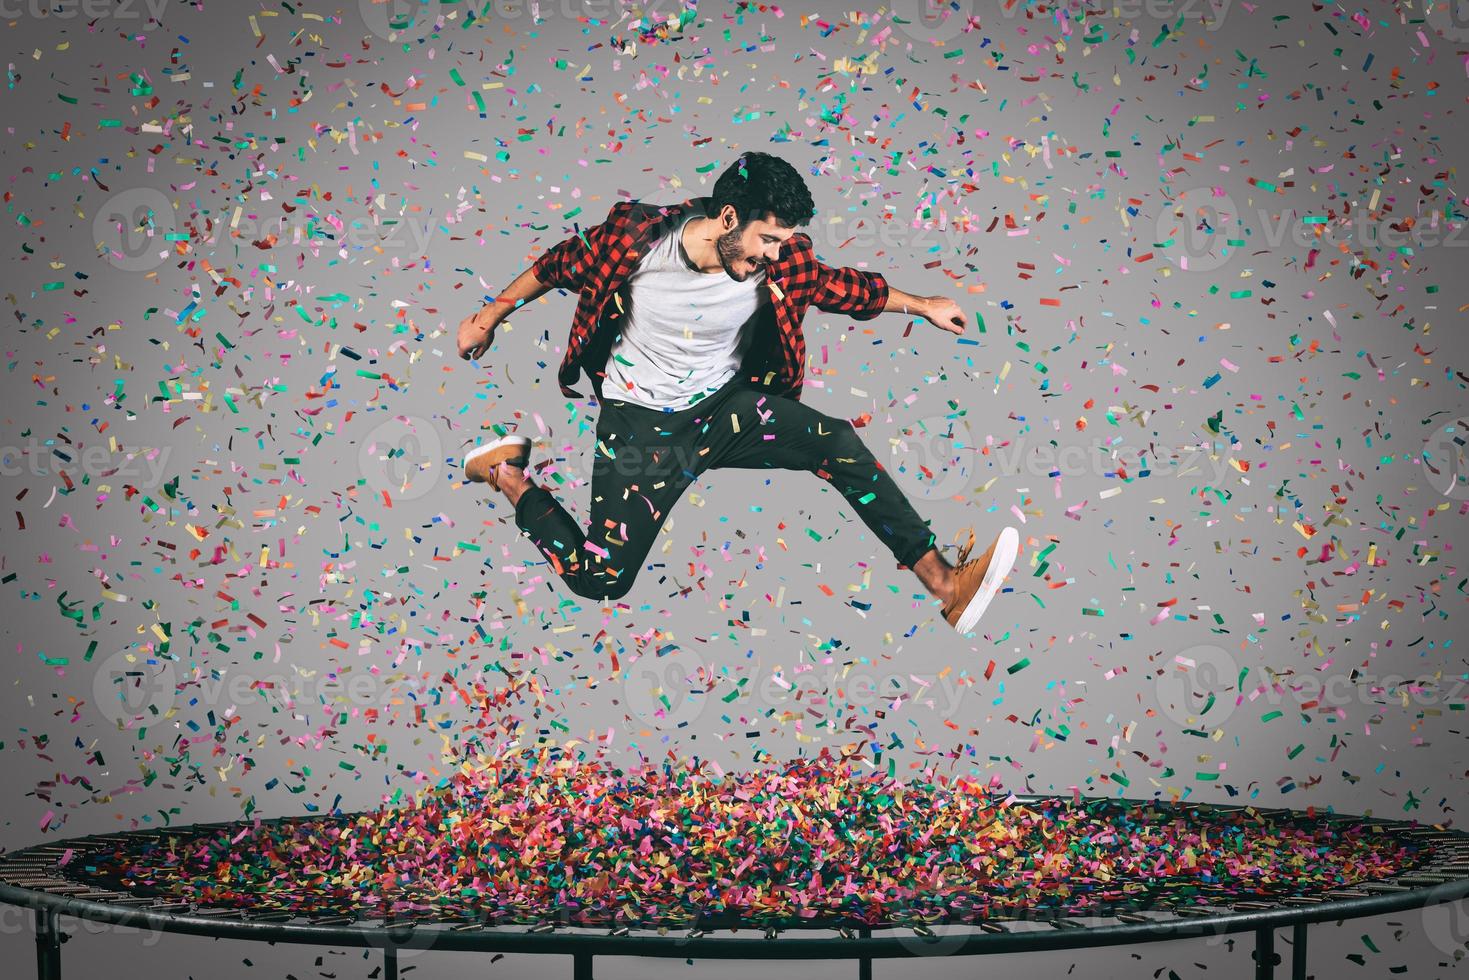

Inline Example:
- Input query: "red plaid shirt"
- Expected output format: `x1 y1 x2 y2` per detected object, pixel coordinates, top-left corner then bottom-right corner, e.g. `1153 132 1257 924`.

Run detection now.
529 196 890 402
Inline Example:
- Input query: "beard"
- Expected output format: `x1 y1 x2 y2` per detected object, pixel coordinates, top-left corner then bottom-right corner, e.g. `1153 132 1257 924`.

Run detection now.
715 224 764 281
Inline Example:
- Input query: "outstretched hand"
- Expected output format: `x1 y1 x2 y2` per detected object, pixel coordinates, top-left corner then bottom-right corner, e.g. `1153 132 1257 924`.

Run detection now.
457 306 501 360
923 295 967 335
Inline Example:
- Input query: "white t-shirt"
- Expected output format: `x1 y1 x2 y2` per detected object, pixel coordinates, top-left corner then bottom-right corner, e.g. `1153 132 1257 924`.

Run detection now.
600 212 769 412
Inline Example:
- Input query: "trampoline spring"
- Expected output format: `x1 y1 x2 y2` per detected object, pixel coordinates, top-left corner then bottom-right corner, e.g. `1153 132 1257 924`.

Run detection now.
1232 902 1277 911
911 925 935 938
1282 896 1324 905
9 878 63 887
529 921 557 933
1396 874 1455 885
1115 913 1151 924
1360 883 1410 893
190 907 244 918
686 928 706 940
309 914 355 925
764 927 780 940
245 909 295 921
979 921 1008 933
838 927 856 940
450 921 485 932
609 925 630 937
150 902 194 913
1325 889 1369 899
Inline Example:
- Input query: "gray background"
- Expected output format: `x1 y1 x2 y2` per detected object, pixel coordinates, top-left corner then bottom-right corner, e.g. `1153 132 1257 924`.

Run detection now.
1 0 1467 977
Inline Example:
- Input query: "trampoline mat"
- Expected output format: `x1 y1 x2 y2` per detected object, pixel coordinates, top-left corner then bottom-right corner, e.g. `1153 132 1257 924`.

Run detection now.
58 755 1431 929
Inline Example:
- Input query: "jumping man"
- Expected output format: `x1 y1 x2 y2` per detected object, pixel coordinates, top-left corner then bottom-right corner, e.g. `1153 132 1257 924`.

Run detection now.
455 152 1018 633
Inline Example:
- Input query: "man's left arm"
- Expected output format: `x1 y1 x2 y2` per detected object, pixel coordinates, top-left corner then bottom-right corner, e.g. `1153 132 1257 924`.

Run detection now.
807 251 968 335
881 283 968 335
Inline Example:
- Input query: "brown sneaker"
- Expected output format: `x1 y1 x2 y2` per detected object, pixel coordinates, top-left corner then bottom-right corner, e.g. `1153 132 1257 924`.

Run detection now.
463 434 531 489
941 525 1019 633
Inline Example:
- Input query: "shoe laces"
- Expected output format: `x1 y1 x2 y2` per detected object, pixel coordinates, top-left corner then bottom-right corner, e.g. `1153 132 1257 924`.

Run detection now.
953 528 979 569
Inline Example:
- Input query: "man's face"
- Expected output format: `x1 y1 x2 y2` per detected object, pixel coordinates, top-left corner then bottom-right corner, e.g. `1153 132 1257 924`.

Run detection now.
712 206 797 281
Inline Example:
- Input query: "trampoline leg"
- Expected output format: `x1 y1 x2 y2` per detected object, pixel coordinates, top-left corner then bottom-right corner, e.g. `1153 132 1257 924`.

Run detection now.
573 951 594 980
1291 923 1307 980
383 947 397 980
34 910 62 980
1254 926 1280 980
857 925 872 980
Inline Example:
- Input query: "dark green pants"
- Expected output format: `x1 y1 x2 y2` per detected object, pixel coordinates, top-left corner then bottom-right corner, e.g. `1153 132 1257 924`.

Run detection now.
512 375 937 600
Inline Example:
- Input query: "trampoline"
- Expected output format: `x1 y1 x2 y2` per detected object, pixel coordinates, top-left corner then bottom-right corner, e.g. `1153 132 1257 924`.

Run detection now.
4 758 1468 980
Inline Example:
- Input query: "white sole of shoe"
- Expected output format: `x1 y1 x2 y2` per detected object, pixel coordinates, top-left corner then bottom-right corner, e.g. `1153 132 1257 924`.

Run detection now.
953 525 1019 633
464 434 530 479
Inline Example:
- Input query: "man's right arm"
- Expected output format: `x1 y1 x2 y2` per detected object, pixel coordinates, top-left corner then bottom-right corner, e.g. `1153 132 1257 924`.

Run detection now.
456 264 553 360
457 216 615 360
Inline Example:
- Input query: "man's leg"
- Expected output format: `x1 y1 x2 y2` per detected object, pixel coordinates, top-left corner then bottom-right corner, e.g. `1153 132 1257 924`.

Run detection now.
707 381 954 601
494 401 701 601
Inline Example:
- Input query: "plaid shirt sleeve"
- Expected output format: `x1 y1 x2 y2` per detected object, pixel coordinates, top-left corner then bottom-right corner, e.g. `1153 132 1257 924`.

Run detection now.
811 261 890 320
782 233 890 320
529 214 616 293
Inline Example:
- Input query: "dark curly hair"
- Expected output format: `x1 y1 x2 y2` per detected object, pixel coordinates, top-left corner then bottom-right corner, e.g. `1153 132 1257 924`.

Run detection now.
708 151 815 229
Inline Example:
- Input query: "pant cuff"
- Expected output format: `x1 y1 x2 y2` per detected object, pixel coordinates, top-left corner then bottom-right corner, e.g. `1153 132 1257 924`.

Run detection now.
513 483 555 529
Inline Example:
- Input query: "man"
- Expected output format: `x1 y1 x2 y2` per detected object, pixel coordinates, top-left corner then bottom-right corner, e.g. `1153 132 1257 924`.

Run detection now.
455 151 1018 633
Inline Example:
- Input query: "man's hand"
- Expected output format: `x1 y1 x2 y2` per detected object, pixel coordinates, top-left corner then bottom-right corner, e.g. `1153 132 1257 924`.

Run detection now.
457 305 501 360
922 295 967 335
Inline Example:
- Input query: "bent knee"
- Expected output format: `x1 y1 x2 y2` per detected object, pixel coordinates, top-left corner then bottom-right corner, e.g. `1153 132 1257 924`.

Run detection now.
813 424 870 465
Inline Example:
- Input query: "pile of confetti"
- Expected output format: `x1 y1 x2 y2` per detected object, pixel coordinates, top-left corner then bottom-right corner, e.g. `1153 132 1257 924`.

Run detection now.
68 753 1427 928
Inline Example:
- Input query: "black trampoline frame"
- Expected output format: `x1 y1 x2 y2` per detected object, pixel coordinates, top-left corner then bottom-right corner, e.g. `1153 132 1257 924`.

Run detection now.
3 795 1467 980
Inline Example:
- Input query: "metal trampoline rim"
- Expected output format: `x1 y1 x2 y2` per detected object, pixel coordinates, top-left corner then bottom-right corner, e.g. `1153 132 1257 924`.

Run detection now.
2 793 1464 960
4 878 1468 959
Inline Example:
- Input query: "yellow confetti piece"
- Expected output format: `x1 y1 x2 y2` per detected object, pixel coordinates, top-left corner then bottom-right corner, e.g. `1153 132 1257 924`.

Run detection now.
730 413 740 433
